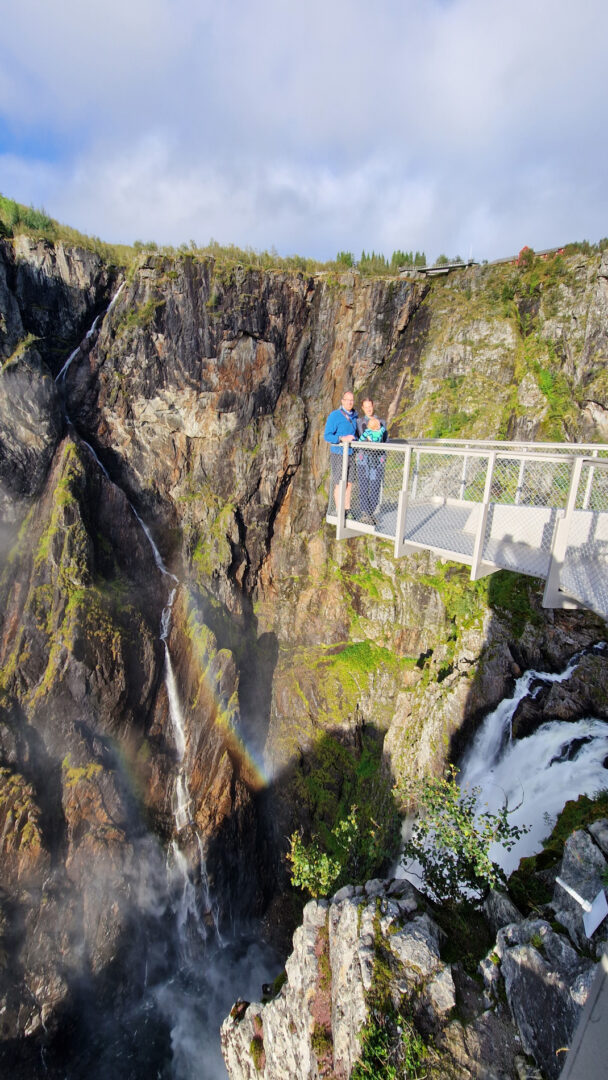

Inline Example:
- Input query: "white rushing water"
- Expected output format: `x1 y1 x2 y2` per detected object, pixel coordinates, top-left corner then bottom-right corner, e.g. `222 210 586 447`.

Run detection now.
55 282 125 383
458 644 608 876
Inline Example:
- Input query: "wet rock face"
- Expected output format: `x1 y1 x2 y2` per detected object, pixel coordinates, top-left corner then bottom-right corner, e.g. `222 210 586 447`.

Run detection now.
492 920 595 1080
0 345 62 517
0 436 169 1041
1 237 113 372
551 825 608 953
0 238 110 533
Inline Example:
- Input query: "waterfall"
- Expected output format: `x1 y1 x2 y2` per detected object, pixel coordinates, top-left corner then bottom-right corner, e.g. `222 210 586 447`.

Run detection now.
458 643 608 876
49 292 279 1078
55 281 125 383
397 644 608 892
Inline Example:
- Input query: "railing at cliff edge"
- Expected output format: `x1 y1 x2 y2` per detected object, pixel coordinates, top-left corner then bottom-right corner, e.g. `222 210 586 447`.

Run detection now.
326 439 608 621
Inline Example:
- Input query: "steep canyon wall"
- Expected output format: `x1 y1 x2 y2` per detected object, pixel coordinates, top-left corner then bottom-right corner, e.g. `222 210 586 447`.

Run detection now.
1 236 607 1058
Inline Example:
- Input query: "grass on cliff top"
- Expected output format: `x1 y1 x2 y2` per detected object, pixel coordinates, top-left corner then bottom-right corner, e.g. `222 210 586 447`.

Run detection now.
0 193 135 267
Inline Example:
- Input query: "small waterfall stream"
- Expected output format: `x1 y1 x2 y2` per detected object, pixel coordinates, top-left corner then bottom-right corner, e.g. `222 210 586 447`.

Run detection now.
55 282 125 383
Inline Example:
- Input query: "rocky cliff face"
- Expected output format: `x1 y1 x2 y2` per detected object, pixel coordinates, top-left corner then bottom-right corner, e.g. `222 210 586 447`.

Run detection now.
0 235 607 1070
221 821 608 1080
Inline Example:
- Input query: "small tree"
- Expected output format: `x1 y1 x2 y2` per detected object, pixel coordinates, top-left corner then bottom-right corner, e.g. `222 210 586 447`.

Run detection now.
287 805 394 898
397 766 529 904
335 251 354 267
517 245 535 269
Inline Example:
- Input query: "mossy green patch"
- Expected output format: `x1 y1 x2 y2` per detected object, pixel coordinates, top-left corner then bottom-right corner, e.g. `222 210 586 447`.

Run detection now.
417 562 486 630
1 333 39 371
486 572 543 637
115 296 166 335
61 754 103 788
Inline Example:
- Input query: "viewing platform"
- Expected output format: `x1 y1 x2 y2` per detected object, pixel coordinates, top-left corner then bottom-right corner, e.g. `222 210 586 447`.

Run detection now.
326 438 608 621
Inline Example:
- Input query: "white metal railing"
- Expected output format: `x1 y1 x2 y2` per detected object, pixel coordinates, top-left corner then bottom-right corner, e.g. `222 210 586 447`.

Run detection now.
326 440 608 621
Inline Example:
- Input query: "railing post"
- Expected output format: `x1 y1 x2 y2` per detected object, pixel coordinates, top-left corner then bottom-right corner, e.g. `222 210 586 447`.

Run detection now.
515 457 526 505
543 455 584 608
411 450 419 500
394 446 412 558
470 452 496 579
459 454 468 501
582 449 598 510
336 443 357 540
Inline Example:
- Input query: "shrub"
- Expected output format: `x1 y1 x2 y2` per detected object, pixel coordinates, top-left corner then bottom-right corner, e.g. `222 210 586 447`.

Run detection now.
517 245 535 269
396 765 530 904
287 801 397 899
352 1012 429 1080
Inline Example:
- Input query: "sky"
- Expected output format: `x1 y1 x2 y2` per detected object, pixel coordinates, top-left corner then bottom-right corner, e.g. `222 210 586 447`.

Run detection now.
1 0 607 263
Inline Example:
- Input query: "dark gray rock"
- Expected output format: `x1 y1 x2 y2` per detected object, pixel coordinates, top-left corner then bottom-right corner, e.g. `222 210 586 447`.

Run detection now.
0 346 62 506
588 818 608 858
484 888 523 936
552 829 608 950
496 919 595 1080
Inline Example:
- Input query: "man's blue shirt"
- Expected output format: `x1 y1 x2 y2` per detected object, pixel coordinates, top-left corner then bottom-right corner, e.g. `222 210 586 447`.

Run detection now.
324 407 358 455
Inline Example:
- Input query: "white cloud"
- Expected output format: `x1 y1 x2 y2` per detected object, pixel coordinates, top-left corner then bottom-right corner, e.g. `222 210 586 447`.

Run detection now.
1 0 607 259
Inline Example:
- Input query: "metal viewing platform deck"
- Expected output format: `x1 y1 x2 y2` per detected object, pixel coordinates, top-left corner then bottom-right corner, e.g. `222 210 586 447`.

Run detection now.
326 439 608 621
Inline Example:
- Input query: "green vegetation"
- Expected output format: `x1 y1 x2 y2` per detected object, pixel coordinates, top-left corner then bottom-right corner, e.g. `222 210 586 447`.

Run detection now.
1 333 39 372
396 765 530 904
433 899 494 978
335 250 355 267
417 562 486 629
115 296 166 334
288 793 399 899
352 1013 429 1079
428 407 474 438
287 728 400 898
0 195 52 233
487 572 543 637
358 249 426 275
0 192 134 267
249 1015 265 1072
61 754 103 788
435 253 463 266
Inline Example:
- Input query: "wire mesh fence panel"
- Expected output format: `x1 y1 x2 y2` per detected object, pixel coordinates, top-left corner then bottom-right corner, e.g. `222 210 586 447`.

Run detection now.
399 451 491 557
505 457 573 508
326 448 358 518
489 457 522 504
560 512 608 619
408 451 490 504
353 444 392 525
482 504 559 577
559 463 608 619
575 461 608 512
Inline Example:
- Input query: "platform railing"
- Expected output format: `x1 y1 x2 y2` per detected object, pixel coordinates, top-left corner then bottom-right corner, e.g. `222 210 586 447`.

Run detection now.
326 440 608 620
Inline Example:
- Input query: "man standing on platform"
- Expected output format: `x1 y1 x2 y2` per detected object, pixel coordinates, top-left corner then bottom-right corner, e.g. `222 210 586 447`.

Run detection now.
324 390 358 516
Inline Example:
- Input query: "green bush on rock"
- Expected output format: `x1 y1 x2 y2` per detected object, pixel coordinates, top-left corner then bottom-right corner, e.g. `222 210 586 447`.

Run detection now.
397 765 530 904
288 804 394 899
